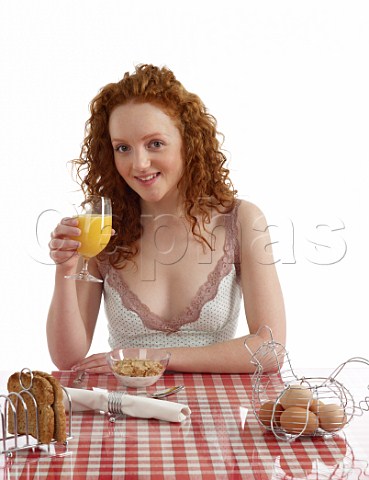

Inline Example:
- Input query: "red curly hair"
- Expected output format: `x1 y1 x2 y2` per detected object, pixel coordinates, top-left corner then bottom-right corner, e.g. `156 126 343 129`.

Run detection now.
73 64 237 268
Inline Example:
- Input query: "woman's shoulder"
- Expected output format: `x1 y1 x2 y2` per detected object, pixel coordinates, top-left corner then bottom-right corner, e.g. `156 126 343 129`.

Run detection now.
208 198 268 232
234 199 273 256
235 199 275 262
236 199 268 229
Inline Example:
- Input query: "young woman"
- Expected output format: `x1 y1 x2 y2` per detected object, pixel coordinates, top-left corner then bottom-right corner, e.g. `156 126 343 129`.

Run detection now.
47 64 285 373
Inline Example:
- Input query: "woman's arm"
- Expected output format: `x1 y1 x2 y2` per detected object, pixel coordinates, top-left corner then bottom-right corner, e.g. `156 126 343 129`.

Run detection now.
47 217 103 369
239 200 286 346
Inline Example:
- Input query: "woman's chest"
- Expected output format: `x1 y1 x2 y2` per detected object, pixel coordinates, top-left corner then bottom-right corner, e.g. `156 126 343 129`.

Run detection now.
117 226 228 320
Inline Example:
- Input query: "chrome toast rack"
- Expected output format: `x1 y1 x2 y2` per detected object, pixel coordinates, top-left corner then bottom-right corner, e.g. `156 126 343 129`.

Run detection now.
0 368 72 461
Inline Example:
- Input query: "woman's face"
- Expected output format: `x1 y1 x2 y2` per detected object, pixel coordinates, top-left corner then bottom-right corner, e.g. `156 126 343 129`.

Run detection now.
109 102 184 210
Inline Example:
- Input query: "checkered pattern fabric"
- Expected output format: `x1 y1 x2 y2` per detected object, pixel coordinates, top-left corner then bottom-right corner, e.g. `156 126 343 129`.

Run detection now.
1 370 369 479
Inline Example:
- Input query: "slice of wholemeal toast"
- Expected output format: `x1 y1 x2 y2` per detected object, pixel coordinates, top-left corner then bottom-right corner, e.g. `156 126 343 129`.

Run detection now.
33 371 67 442
7 372 54 444
7 371 67 444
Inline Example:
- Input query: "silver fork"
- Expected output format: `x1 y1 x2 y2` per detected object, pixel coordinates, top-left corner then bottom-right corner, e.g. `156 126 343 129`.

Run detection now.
73 370 86 385
148 385 185 399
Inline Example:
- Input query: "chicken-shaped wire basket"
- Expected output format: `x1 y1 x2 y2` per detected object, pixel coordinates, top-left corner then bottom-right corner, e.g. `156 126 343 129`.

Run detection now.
244 326 369 441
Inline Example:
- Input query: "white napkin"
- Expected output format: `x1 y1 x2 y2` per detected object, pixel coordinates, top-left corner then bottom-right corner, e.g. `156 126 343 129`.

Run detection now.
63 387 191 423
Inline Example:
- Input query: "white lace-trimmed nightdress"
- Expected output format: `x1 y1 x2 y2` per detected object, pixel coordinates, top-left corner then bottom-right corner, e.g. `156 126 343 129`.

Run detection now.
97 201 242 349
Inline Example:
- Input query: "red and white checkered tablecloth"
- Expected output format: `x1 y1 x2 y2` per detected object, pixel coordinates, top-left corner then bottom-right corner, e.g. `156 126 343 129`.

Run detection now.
1 370 369 479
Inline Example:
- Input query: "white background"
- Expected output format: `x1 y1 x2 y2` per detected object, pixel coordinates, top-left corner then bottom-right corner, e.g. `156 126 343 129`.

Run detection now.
0 1 368 373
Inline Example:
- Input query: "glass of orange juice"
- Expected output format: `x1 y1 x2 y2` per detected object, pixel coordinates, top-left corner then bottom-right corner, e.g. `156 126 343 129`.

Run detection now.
65 195 112 283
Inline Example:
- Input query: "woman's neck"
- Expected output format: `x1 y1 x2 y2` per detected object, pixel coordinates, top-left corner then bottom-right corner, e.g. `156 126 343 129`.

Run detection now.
140 197 185 219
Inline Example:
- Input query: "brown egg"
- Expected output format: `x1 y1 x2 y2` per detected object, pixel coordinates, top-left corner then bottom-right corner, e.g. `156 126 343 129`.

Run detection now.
309 398 325 415
280 406 319 435
280 385 313 410
318 404 347 432
258 401 284 427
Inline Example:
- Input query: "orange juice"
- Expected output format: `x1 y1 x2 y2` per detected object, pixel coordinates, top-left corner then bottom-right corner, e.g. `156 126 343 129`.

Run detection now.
72 214 112 259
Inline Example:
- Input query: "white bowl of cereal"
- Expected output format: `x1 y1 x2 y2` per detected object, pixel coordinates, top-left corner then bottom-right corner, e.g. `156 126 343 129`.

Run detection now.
106 348 171 388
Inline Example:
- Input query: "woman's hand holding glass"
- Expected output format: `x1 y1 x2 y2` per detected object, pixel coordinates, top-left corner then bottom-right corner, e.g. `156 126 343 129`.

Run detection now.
49 217 82 273
49 195 112 283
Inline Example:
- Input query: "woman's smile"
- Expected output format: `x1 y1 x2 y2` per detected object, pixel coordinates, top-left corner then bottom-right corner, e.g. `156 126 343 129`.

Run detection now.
134 172 161 185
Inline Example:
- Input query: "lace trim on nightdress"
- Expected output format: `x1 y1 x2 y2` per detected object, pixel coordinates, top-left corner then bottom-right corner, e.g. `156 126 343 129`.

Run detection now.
98 201 241 333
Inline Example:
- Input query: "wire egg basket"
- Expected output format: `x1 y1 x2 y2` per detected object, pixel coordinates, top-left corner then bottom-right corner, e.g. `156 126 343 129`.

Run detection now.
244 326 369 441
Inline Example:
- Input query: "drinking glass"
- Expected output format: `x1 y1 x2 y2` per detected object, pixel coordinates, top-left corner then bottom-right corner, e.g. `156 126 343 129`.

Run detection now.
65 195 112 283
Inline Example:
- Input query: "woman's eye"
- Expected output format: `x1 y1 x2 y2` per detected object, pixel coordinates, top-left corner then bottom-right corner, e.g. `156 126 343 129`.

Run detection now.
115 145 129 153
149 140 163 149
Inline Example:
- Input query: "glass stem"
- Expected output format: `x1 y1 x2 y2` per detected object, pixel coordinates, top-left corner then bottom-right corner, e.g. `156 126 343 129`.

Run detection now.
81 258 89 276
